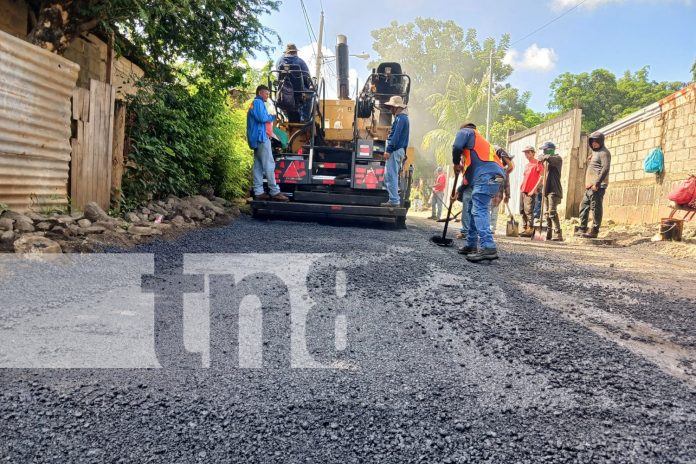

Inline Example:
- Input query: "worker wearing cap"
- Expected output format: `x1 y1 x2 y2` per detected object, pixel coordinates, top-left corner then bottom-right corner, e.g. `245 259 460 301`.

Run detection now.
453 122 505 262
519 146 544 237
276 43 312 121
537 141 564 241
381 96 410 207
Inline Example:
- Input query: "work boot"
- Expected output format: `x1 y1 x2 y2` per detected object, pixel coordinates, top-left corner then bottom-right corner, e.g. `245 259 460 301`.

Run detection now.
582 227 599 239
519 227 534 238
552 230 564 242
270 193 290 202
546 229 553 241
255 193 271 201
574 227 587 237
457 245 477 255
465 248 499 263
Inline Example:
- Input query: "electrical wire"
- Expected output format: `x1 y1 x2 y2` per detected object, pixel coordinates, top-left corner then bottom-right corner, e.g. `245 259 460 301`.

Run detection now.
510 0 589 46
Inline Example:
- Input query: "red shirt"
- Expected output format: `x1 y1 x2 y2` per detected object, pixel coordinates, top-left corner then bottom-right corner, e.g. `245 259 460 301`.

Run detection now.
521 160 544 194
433 173 447 193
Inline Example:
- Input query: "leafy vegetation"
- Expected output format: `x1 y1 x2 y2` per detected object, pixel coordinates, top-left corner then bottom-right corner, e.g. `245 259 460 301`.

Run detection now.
549 66 683 131
121 79 251 209
27 0 279 89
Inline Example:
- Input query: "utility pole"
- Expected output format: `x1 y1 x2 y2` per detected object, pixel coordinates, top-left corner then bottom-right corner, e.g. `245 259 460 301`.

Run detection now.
486 48 493 140
314 10 324 84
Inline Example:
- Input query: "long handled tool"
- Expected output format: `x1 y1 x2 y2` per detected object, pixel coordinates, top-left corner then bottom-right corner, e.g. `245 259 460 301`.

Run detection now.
532 162 548 241
430 171 460 247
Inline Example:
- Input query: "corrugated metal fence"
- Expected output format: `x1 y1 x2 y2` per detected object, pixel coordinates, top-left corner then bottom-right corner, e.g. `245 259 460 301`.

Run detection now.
0 30 79 212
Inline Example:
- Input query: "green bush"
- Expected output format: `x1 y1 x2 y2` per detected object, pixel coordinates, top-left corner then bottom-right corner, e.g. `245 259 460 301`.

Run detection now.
122 79 251 209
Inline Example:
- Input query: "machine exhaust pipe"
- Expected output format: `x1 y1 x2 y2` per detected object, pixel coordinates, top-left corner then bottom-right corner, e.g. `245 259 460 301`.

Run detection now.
336 35 350 100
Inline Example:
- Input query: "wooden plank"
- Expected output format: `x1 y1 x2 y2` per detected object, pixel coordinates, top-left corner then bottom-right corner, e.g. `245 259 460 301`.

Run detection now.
111 101 126 209
104 85 116 209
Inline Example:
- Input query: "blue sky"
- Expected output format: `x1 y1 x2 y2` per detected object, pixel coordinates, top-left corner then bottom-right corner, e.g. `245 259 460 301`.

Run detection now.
256 0 696 111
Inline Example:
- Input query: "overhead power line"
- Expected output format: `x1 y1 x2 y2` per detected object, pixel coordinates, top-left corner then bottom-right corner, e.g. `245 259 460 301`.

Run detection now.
511 0 589 47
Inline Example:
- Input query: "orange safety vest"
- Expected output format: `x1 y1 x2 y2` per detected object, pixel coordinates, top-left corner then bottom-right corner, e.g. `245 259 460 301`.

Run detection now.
461 130 504 179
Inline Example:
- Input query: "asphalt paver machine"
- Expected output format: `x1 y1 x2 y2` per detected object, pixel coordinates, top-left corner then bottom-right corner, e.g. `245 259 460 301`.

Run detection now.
250 35 414 228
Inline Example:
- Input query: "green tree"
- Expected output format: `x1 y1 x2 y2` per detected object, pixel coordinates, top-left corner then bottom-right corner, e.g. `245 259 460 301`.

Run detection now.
26 0 279 88
691 57 696 82
421 74 489 166
549 67 682 132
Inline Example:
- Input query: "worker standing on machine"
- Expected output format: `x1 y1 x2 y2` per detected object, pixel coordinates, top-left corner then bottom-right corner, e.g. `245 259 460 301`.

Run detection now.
381 96 410 208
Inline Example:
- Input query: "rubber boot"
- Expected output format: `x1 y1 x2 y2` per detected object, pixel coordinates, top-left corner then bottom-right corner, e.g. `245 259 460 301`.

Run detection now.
574 227 587 237
552 230 564 242
582 227 599 239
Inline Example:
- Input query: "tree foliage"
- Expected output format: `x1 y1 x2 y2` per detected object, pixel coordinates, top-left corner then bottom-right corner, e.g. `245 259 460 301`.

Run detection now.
26 0 280 89
549 66 683 131
121 79 251 208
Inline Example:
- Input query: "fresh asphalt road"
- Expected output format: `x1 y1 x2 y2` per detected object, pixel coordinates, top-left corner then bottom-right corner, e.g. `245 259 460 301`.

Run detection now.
1 215 695 463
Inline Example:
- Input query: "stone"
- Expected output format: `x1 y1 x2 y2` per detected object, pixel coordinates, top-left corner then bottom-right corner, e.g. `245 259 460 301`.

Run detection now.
83 226 107 234
1 231 15 242
50 226 70 237
189 195 225 215
181 208 204 221
35 222 52 232
202 218 213 225
137 213 149 222
13 235 62 254
55 216 76 226
204 210 217 220
0 218 14 231
128 226 162 236
141 207 151 215
77 219 92 229
171 216 186 227
14 220 35 233
151 223 172 232
126 212 140 223
26 212 46 221
1 211 32 224
83 202 111 223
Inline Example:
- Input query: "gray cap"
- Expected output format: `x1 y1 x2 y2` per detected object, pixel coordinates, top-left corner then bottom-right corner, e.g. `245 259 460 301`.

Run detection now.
522 145 535 152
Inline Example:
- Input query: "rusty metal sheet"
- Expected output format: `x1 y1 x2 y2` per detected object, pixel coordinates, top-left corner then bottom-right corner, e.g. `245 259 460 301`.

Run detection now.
0 30 79 212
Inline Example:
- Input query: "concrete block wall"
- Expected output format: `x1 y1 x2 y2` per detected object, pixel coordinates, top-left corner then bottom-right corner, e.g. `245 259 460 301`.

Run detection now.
508 109 584 218
602 84 696 226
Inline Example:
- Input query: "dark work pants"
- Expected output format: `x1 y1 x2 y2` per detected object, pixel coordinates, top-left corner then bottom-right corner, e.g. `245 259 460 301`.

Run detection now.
545 193 562 233
579 188 606 230
520 192 536 229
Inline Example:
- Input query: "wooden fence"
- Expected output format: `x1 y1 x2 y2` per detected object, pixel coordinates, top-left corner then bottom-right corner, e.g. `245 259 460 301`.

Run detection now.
71 79 116 211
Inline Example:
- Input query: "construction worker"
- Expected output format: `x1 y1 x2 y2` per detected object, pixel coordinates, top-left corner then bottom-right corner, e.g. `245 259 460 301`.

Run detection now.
276 43 312 122
519 146 544 237
453 123 505 263
247 85 288 202
577 132 612 238
537 141 564 241
381 96 410 207
490 147 514 233
430 167 446 219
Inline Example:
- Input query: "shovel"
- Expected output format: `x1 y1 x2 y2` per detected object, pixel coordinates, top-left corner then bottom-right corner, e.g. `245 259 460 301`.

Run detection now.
505 202 519 237
430 171 460 247
532 162 548 241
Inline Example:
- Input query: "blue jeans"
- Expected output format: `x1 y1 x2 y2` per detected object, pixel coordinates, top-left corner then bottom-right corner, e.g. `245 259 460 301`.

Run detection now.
385 148 404 204
534 191 542 219
253 139 280 196
460 187 473 234
467 176 502 250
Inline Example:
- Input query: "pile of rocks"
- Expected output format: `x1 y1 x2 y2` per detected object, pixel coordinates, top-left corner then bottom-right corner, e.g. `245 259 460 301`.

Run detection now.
0 195 240 254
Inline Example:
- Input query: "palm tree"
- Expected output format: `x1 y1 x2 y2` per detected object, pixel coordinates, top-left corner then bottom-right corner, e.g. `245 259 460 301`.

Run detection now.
422 74 490 166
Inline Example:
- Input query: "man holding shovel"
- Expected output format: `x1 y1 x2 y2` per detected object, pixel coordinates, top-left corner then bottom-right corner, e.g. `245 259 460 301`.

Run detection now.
537 141 564 241
453 123 506 263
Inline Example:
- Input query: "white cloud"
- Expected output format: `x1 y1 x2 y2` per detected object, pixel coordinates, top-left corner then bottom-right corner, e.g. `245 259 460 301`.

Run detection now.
504 44 559 72
550 0 693 10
